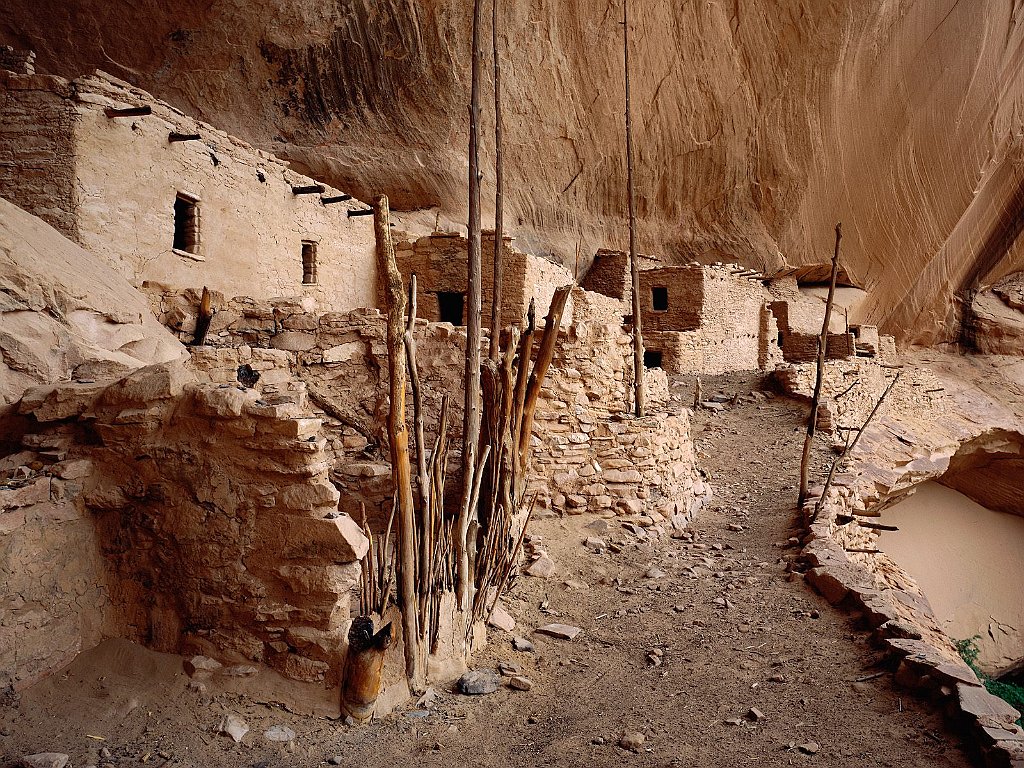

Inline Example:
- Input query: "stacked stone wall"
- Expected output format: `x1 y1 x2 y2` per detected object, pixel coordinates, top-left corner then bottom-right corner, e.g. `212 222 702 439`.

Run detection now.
4 360 368 689
147 286 700 523
0 70 78 239
390 233 574 330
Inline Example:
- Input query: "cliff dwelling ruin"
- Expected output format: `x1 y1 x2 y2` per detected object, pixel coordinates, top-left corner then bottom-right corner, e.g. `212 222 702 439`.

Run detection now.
2 1 1024 766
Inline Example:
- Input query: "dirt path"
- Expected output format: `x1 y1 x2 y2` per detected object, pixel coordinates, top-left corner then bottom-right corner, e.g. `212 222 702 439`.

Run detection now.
1 377 971 767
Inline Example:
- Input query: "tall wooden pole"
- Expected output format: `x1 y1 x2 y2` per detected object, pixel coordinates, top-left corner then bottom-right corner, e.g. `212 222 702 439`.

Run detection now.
457 0 486 611
623 0 645 417
798 223 843 508
372 194 424 692
488 0 505 361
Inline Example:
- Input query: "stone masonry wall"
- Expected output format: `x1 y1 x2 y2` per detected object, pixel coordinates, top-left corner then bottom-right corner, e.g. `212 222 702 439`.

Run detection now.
391 232 574 330
579 249 660 303
146 285 702 524
639 265 779 375
0 70 79 240
638 266 702 333
5 360 369 689
0 68 378 312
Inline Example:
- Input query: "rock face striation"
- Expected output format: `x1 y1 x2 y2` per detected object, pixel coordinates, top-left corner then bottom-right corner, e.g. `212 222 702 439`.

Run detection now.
3 1 1023 341
0 198 185 406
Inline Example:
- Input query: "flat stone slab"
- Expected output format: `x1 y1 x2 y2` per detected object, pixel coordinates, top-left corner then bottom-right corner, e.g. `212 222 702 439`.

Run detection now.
958 682 1021 725
535 623 583 641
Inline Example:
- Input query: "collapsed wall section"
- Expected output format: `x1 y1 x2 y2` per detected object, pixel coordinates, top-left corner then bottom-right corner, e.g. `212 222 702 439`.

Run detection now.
4 359 368 689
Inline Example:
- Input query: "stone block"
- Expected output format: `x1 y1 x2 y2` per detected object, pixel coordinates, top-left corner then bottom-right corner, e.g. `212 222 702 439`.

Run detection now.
270 331 317 351
958 682 1021 725
280 481 341 511
101 361 190 406
18 381 105 422
603 469 643 484
805 566 849 605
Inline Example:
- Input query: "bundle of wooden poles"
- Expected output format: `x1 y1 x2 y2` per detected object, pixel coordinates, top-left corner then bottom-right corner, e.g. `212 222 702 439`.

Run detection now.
343 194 571 712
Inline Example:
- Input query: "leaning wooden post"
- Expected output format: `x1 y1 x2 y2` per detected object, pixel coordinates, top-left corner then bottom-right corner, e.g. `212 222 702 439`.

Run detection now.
798 222 842 507
488 0 505 361
191 286 214 346
373 194 424 692
623 0 645 417
457 0 487 613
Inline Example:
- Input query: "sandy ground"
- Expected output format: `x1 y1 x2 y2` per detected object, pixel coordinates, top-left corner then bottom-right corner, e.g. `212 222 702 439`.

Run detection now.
0 375 971 767
881 481 1024 674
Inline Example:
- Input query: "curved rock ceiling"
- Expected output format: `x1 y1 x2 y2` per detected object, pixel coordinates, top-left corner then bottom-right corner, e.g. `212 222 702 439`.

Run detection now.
3 0 1024 342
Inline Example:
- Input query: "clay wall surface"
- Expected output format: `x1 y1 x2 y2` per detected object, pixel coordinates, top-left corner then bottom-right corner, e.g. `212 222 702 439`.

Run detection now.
391 233 574 329
4 360 368 689
0 69 378 312
0 454 108 692
0 70 78 240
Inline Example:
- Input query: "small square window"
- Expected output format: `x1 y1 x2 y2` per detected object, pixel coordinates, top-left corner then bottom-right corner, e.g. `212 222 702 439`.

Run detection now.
173 193 200 254
651 286 668 311
644 350 663 369
437 291 465 325
302 241 318 285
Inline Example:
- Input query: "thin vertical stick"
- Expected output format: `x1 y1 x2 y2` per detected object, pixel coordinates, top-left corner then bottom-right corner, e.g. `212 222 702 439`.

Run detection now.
372 193 423 692
458 0 486 613
489 0 505 360
404 274 429 516
623 0 645 417
812 371 901 522
798 222 843 507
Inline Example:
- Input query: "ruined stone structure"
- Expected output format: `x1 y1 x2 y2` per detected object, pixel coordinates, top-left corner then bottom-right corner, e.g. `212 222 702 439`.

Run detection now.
0 67 377 311
637 265 781 375
390 232 574 329
4 358 369 691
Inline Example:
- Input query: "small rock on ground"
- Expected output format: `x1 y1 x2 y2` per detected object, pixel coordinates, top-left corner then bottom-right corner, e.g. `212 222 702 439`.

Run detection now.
457 670 501 695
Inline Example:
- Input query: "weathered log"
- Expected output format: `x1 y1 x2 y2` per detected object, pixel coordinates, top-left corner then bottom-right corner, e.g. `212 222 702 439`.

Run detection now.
340 617 393 724
623 0 645 417
404 275 430 517
489 0 505 361
373 193 424 692
457 0 487 613
517 286 572 468
798 223 842 507
191 286 214 346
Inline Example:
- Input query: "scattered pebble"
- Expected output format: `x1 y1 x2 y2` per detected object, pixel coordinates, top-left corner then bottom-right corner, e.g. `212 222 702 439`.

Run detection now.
457 670 501 695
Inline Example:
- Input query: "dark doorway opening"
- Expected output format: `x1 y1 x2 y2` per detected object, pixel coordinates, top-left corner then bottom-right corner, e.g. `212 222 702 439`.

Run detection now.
644 350 663 369
437 292 465 325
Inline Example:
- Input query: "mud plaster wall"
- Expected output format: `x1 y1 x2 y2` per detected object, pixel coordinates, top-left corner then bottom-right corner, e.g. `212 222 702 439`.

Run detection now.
391 233 575 330
0 462 108 693
0 70 78 240
4 359 369 690
0 69 378 311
